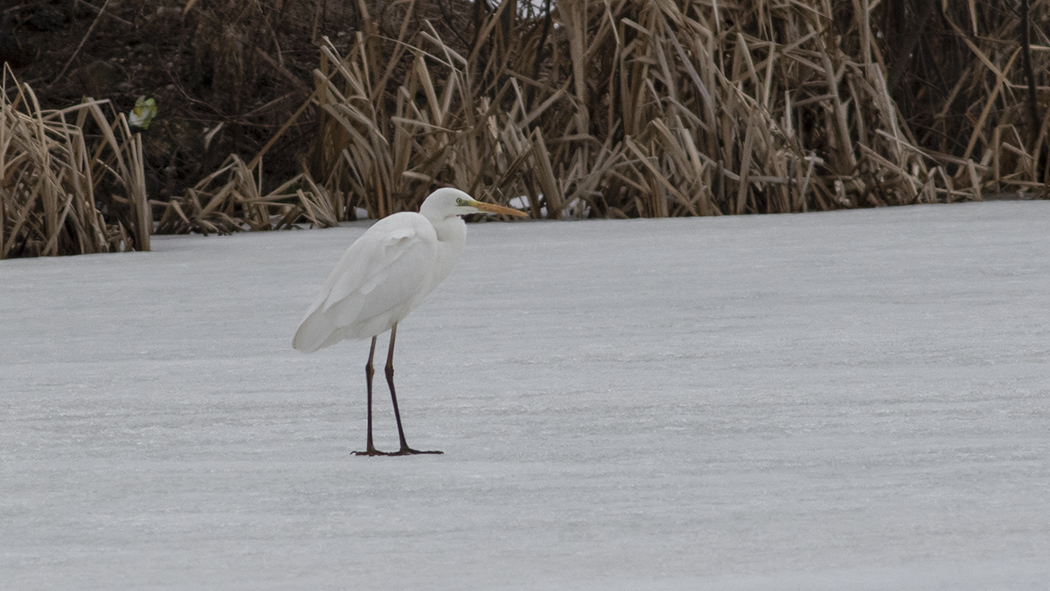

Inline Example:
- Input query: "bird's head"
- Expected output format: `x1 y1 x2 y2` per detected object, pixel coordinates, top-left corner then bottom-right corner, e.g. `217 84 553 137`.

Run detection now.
420 188 528 220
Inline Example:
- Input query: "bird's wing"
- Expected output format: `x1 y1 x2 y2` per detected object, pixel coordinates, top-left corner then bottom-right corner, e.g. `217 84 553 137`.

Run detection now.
323 222 435 320
293 214 437 351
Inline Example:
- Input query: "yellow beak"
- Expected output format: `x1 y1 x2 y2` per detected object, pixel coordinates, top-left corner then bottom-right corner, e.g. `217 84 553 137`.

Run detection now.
470 200 529 218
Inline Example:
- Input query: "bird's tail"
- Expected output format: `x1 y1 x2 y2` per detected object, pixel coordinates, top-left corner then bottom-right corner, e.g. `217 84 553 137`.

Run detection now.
292 312 330 353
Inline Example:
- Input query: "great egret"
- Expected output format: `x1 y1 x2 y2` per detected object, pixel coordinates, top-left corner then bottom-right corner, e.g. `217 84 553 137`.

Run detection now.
292 188 527 456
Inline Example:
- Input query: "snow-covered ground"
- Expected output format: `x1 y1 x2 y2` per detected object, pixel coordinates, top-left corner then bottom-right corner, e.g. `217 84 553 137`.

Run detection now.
2 201 1049 590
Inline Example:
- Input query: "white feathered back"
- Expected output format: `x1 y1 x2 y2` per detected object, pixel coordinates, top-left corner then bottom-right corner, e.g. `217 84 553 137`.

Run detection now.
292 190 471 353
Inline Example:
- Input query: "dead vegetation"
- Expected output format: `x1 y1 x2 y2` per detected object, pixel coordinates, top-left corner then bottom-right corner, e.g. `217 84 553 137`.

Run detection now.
3 0 1049 256
154 154 337 234
1 65 149 258
165 0 1048 228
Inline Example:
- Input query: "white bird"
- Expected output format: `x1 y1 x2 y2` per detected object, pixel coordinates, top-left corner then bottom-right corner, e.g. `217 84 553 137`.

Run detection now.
292 188 527 456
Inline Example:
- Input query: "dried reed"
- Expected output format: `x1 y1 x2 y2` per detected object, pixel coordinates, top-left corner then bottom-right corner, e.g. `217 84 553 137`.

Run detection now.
160 0 1048 233
155 154 337 234
1 65 150 258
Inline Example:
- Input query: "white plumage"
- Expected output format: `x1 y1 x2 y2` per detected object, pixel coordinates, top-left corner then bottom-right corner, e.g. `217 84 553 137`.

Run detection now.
292 211 451 352
292 187 526 455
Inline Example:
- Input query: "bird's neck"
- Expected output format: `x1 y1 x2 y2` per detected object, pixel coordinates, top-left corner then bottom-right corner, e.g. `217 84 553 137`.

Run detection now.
430 215 467 245
423 215 467 295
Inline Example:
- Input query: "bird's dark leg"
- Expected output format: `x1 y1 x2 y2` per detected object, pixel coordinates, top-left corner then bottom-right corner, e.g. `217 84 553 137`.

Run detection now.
385 323 443 456
352 336 385 456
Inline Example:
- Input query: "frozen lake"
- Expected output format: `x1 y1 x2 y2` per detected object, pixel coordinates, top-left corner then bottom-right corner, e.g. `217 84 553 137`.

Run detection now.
2 201 1049 589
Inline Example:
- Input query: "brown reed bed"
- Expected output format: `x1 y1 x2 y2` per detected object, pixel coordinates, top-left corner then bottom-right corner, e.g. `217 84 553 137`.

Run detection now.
6 1 1047 247
154 154 338 235
156 0 1046 231
1 65 150 258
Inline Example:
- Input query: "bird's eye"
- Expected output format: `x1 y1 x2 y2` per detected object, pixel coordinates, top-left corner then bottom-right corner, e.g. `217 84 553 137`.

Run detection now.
456 198 467 206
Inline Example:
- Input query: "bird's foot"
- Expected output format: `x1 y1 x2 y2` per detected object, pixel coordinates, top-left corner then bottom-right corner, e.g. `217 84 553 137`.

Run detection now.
352 447 442 456
352 446 391 456
390 447 443 456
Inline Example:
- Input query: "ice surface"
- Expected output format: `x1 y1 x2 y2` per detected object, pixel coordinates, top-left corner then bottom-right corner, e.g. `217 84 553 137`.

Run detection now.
2 201 1049 589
